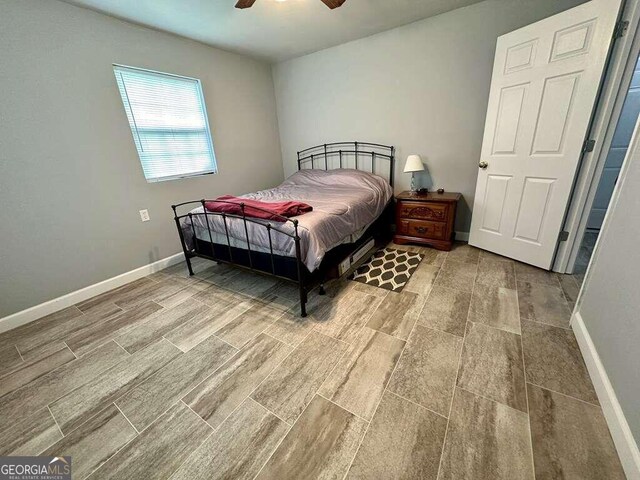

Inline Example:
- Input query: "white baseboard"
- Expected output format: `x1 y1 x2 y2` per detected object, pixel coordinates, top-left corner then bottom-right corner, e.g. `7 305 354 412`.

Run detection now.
0 252 185 335
572 311 640 480
455 231 470 242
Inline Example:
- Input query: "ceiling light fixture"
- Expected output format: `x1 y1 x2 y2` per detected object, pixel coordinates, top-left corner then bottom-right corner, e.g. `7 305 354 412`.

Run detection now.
235 0 346 9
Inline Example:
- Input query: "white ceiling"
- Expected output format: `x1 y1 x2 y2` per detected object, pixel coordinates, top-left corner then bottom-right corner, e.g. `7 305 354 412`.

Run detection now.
62 0 486 62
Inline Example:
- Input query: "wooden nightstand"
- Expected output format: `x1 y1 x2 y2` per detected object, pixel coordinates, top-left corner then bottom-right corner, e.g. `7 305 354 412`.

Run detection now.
394 191 461 251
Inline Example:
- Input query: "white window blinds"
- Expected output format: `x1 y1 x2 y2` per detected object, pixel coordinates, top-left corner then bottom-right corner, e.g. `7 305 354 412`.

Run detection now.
113 65 217 182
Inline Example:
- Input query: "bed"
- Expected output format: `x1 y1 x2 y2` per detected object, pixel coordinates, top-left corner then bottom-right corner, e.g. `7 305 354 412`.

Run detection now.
172 141 395 316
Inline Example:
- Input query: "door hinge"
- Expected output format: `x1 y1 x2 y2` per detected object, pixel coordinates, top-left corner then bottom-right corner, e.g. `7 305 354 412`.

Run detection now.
582 139 596 153
558 230 570 242
614 20 629 39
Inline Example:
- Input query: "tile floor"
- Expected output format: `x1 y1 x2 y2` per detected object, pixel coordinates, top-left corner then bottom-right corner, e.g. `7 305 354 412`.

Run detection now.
574 230 599 275
0 242 626 479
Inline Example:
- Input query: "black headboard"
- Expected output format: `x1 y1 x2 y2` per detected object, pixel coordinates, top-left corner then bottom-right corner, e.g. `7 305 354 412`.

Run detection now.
297 142 395 187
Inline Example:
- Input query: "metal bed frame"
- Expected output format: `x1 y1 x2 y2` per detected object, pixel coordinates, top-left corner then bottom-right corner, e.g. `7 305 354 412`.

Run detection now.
172 141 395 317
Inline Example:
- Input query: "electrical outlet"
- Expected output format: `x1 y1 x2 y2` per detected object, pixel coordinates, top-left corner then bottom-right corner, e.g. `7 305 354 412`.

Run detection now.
139 209 150 222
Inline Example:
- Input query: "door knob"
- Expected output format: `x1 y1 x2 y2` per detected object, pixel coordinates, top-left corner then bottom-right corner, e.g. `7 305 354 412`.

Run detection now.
478 161 489 169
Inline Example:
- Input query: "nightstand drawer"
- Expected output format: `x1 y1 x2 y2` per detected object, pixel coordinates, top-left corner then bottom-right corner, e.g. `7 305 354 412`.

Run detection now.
398 202 449 222
398 219 447 240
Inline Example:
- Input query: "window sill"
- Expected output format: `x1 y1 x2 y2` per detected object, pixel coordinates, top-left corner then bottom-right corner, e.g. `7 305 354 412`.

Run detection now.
145 170 217 183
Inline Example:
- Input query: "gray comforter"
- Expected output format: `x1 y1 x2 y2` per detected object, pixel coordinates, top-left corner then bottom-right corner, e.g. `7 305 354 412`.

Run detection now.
182 169 392 271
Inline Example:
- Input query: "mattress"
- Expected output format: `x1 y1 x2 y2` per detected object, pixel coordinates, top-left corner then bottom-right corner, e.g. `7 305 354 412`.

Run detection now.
181 168 392 271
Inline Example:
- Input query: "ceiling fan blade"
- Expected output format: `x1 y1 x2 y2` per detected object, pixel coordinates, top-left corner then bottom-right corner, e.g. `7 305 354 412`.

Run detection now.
320 0 347 9
235 0 257 9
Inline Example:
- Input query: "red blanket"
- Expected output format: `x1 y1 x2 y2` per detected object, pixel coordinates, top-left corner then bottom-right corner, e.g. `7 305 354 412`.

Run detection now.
204 195 313 221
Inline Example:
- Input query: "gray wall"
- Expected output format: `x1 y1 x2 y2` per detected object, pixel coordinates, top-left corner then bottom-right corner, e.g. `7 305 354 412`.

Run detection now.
578 122 640 445
272 0 585 233
0 0 283 317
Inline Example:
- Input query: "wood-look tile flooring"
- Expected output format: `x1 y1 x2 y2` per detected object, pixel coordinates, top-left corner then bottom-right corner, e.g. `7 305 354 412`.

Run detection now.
0 243 625 479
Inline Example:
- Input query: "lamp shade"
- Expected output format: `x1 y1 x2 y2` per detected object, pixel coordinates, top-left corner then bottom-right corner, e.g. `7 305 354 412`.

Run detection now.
404 155 424 173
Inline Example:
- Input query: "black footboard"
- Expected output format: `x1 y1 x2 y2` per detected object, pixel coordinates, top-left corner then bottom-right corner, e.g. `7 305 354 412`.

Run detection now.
172 199 312 316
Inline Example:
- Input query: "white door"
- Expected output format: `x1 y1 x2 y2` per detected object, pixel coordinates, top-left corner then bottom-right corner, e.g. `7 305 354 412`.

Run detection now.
469 0 621 269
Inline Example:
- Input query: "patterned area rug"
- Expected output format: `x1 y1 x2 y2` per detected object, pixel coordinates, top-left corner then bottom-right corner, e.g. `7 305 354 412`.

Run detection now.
352 247 424 292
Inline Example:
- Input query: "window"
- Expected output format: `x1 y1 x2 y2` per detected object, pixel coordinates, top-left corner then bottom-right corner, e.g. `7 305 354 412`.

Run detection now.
113 65 217 182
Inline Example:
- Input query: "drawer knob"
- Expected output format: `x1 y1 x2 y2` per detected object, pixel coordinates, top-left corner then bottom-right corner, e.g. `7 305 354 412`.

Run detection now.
416 227 427 234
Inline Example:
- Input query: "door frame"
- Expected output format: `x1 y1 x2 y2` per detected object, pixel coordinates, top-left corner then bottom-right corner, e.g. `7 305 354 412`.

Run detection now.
554 0 640 273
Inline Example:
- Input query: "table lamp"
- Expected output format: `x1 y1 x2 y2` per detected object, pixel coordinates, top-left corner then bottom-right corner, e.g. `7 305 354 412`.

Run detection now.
404 155 424 192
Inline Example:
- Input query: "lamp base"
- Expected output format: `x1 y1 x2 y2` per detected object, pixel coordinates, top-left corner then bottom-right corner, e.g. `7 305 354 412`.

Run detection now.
410 173 417 192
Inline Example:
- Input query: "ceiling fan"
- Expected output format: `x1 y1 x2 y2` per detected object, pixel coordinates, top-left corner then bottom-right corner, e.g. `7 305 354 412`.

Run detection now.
235 0 346 9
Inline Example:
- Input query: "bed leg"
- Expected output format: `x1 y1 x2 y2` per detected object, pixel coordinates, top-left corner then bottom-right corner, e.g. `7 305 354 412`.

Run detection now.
185 256 194 276
318 284 326 295
299 284 308 317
